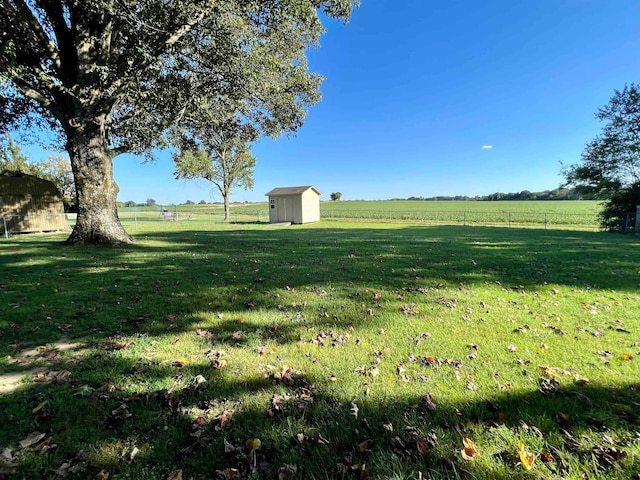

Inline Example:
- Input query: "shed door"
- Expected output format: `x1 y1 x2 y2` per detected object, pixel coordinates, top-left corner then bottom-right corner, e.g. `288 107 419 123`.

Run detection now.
277 197 295 222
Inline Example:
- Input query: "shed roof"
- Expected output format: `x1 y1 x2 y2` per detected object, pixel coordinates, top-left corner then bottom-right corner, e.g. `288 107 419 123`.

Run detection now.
265 186 321 196
0 171 61 196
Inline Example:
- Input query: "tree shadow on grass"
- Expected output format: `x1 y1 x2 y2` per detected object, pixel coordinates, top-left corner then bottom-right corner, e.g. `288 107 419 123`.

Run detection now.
1 350 639 479
1 224 639 478
1 224 638 360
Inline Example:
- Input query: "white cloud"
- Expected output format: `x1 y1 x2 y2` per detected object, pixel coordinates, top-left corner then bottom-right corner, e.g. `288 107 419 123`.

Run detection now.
481 145 493 149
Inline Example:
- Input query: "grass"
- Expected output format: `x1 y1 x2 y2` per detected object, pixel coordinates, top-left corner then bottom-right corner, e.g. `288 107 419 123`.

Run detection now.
1 220 639 479
118 200 603 228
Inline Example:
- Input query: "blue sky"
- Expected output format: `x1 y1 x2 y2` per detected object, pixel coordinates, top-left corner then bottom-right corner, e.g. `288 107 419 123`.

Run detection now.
24 1 640 204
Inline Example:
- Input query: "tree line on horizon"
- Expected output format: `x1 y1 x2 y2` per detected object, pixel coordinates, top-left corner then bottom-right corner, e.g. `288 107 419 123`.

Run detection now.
400 187 587 202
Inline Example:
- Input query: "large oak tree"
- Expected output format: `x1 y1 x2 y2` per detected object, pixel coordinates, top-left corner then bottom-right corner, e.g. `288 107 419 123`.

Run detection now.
0 0 357 244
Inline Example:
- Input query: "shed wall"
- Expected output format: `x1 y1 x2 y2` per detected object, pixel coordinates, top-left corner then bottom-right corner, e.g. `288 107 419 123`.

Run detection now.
0 174 67 234
300 189 320 223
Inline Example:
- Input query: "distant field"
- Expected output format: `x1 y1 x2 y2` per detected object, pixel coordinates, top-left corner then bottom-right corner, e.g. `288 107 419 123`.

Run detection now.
118 200 603 230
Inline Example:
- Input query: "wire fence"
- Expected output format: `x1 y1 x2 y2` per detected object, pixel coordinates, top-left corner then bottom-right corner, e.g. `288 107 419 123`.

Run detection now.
320 210 602 230
2 209 634 237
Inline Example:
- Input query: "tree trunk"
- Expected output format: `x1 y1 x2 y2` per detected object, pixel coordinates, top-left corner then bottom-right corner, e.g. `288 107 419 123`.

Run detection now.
65 121 133 245
223 192 231 222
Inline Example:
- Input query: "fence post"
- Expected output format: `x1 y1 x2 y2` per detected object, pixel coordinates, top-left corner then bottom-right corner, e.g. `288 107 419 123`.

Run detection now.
463 211 466 227
544 213 547 231
2 217 7 239
508 212 511 228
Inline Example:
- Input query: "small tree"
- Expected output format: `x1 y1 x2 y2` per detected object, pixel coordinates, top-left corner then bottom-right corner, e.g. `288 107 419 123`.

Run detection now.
174 119 256 221
124 201 136 208
185 200 195 205
146 199 157 207
563 84 640 231
330 192 342 201
41 155 76 210
199 200 207 205
0 134 45 176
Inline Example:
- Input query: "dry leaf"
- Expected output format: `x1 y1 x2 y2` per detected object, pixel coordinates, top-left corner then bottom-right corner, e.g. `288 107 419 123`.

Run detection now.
19 432 46 449
461 438 478 461
518 443 535 470
540 450 555 463
32 400 48 414
113 340 133 350
166 470 183 480
96 470 109 480
622 353 633 360
278 464 298 480
222 467 239 479
357 439 373 452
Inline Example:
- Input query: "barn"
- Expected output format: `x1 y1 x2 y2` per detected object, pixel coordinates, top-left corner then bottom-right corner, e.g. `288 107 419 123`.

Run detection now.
0 171 68 235
265 186 321 224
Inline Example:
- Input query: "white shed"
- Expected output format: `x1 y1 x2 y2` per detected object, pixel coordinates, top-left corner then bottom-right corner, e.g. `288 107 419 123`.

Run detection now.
265 186 321 224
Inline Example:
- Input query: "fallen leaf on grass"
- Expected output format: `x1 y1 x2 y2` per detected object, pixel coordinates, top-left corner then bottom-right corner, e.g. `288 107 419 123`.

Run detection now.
96 470 109 480
540 450 555 463
19 432 47 449
231 331 244 340
32 400 48 414
592 446 627 468
461 438 478 460
574 375 589 385
110 403 132 421
539 377 560 397
0 449 18 476
196 329 213 338
113 340 133 350
357 439 373 452
622 353 633 360
278 464 298 480
166 470 183 480
220 467 239 479
273 367 296 386
518 443 535 470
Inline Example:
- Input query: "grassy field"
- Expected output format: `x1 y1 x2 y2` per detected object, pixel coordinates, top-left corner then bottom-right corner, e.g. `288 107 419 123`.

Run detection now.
1 219 639 479
120 200 603 229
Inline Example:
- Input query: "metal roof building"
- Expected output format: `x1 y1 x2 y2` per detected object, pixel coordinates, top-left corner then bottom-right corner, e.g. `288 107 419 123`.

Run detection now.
0 171 68 235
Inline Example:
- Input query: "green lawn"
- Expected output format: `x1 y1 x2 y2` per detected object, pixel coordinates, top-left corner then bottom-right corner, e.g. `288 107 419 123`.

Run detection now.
119 200 603 229
1 220 638 479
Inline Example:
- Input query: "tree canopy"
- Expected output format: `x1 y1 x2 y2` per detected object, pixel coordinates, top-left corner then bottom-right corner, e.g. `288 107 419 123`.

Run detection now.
0 0 358 244
563 83 640 230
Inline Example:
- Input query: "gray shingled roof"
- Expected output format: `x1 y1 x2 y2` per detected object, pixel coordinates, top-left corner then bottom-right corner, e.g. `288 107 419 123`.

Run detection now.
265 186 321 196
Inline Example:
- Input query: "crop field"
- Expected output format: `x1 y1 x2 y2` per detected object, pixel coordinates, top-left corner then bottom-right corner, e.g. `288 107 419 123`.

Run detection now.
118 200 603 230
1 219 638 479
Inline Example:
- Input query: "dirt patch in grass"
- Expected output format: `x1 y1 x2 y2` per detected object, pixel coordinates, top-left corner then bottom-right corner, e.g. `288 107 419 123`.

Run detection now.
1 339 86 394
